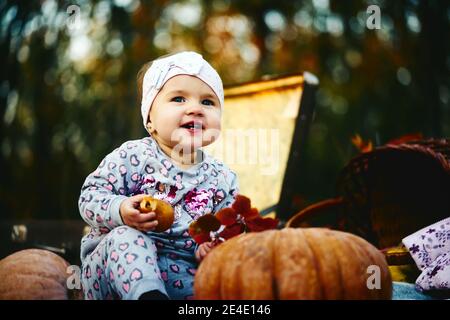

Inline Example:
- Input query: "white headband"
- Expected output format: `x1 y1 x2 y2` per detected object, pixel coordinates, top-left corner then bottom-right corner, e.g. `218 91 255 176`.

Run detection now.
140 51 224 128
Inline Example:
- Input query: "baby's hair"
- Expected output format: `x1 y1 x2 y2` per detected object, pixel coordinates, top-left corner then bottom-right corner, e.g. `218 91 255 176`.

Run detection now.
136 52 178 103
136 61 152 103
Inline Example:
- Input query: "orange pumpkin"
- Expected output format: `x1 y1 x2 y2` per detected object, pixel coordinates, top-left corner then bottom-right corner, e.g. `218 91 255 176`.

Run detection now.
0 249 73 300
194 228 392 300
140 196 175 232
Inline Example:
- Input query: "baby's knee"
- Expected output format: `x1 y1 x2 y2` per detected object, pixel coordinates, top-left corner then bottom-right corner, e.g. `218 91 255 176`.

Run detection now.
108 225 140 239
107 226 156 250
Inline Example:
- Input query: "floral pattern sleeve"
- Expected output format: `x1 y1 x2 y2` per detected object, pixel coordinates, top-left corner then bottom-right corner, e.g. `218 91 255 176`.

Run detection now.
402 217 450 292
213 171 239 213
78 141 149 231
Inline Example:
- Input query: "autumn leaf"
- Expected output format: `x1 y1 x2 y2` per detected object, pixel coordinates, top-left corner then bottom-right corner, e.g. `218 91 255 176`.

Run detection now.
351 134 373 153
191 232 212 245
386 133 423 145
188 194 279 245
242 207 259 220
188 214 222 244
218 223 245 241
196 213 221 232
215 207 237 226
231 195 251 215
246 216 279 232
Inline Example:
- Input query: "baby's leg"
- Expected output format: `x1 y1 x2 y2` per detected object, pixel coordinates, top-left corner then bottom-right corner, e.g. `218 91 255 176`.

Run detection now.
81 226 167 300
158 252 197 300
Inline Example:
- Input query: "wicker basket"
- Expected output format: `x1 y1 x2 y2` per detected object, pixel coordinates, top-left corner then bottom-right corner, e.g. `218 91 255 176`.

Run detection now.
336 138 450 249
286 138 450 247
285 139 450 283
285 197 345 229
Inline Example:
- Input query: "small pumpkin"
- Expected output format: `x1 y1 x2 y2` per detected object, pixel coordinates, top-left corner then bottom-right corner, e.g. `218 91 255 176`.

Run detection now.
0 249 71 300
194 228 392 300
139 196 174 232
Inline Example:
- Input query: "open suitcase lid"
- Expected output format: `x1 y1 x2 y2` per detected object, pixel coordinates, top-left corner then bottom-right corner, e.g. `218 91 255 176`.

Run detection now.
205 72 318 221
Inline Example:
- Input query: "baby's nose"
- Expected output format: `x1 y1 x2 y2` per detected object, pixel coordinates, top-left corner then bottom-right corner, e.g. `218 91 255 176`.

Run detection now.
186 103 204 115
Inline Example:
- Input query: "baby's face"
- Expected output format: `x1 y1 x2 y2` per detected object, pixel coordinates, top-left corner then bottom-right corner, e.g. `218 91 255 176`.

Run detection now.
148 74 222 153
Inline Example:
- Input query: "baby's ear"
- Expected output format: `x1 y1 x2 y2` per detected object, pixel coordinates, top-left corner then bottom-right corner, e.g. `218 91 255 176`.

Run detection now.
146 122 155 134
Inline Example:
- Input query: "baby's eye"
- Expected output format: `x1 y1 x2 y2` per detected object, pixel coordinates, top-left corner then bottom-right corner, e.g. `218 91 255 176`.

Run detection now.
171 96 186 103
202 99 215 106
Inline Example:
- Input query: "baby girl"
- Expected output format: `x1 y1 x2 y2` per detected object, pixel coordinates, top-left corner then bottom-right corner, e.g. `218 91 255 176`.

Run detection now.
78 51 239 300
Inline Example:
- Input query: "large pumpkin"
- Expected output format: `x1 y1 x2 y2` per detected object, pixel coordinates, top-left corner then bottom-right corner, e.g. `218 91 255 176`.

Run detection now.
0 249 72 300
194 228 392 299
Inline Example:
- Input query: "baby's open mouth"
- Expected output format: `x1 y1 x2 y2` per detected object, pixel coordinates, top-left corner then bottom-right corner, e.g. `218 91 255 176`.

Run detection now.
180 121 204 130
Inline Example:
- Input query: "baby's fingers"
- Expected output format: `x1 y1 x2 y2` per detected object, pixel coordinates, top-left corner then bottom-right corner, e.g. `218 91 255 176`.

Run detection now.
205 241 215 248
199 246 209 257
204 245 214 255
136 211 156 223
139 220 158 232
130 194 148 205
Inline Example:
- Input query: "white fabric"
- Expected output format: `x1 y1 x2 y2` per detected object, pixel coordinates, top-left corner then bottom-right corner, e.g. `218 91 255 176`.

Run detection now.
140 51 224 128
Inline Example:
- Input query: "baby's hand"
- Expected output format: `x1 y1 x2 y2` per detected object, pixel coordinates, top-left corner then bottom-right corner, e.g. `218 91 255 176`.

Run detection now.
119 194 158 232
195 241 215 263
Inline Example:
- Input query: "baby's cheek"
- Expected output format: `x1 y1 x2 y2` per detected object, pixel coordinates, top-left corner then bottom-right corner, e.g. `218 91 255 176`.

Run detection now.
211 112 222 130
203 126 221 146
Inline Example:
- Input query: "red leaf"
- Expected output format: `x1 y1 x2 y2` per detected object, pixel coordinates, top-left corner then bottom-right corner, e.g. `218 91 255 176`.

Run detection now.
192 232 211 244
196 214 221 232
246 217 279 232
351 134 373 153
219 223 245 240
215 207 237 226
188 220 202 237
188 214 221 244
387 133 423 145
231 195 251 215
242 207 259 220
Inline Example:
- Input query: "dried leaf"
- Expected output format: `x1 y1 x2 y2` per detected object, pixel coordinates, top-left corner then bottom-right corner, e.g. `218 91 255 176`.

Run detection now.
219 223 245 240
192 232 212 244
215 207 237 226
189 194 278 245
196 213 221 232
351 134 373 153
188 220 202 237
231 195 251 215
246 216 279 232
242 207 259 220
188 214 221 244
387 133 423 145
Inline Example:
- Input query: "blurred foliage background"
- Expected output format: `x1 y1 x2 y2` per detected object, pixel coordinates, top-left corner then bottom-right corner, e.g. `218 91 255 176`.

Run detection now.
1 0 449 221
